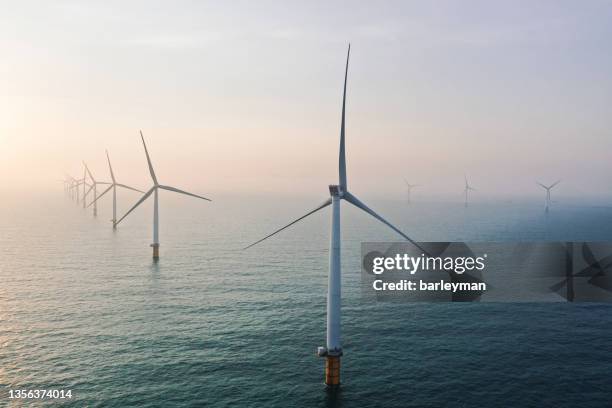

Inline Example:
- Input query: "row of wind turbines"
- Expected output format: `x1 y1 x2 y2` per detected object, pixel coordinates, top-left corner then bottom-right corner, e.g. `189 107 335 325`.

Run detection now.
63 131 211 259
404 177 561 211
60 44 561 388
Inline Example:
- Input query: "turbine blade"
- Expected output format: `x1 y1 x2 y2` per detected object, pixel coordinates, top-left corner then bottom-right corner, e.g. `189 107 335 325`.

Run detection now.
338 44 350 190
343 191 428 254
87 184 112 207
158 185 211 201
550 180 561 189
550 280 567 293
140 131 158 185
106 150 116 183
244 198 332 250
116 183 145 194
536 182 547 189
85 183 94 197
115 187 155 226
83 161 95 182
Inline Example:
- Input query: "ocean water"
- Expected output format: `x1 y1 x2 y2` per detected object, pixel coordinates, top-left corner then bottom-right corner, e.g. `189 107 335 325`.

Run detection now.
2 192 612 407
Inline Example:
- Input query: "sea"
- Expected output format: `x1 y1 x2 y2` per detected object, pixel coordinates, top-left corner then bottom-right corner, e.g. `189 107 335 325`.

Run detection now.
2 191 612 407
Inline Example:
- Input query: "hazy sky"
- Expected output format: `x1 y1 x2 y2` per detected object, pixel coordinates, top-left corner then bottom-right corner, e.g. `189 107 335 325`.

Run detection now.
2 1 612 199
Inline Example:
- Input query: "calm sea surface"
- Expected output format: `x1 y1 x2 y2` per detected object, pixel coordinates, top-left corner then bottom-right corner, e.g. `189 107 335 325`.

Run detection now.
2 192 612 407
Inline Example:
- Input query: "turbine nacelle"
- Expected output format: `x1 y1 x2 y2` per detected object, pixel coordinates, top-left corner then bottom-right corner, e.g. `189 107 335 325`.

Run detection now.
329 185 343 197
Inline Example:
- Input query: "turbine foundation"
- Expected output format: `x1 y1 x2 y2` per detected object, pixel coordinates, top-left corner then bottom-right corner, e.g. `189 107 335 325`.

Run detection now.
325 356 341 387
151 243 160 259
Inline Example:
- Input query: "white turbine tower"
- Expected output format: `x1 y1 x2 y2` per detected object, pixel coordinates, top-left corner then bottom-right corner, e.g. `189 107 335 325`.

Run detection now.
403 179 420 204
88 150 144 228
464 175 476 207
244 45 423 387
537 180 560 212
115 131 212 259
83 162 112 217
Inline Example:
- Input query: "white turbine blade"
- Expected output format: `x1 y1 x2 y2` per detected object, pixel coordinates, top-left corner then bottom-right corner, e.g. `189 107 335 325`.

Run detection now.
83 161 95 183
116 183 145 194
87 184 112 207
536 182 547 190
116 187 155 226
158 185 212 201
244 198 332 250
105 150 116 183
550 180 561 189
140 131 158 185
85 183 94 197
343 191 428 254
338 44 350 190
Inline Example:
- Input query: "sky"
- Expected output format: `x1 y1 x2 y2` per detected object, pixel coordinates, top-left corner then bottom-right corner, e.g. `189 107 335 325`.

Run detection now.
1 0 612 200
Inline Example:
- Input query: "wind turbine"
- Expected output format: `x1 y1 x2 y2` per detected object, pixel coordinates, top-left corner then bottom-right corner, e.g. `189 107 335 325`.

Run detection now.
464 175 476 207
83 162 112 217
66 176 76 200
115 131 212 259
244 45 424 387
537 180 560 212
88 150 144 228
72 175 86 204
82 163 89 209
403 179 420 204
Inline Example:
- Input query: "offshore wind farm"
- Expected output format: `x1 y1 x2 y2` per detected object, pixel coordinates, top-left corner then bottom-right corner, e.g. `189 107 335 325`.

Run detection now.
4 1 612 407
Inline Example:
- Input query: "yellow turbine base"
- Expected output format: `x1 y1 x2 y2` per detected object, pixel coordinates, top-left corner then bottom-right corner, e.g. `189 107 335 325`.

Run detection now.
152 245 160 259
325 356 340 386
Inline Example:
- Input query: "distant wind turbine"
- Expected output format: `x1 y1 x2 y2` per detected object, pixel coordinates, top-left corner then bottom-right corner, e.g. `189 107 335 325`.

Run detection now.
116 131 212 259
83 162 112 217
537 180 560 212
88 150 144 228
464 175 476 207
403 179 420 204
244 45 424 387
71 175 86 204
82 164 89 209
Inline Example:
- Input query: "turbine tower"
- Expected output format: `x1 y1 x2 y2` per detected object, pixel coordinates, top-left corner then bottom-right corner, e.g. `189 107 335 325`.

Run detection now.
537 180 560 212
245 45 423 387
464 175 476 207
403 179 420 204
83 162 112 217
116 131 212 259
88 150 144 228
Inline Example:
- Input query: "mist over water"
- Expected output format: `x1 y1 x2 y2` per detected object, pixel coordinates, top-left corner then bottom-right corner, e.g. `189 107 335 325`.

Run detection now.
2 192 612 407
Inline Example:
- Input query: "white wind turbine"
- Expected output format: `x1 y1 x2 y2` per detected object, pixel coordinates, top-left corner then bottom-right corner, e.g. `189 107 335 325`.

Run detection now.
244 45 424 387
537 180 561 212
83 162 112 217
71 175 86 204
115 131 212 259
88 150 144 228
464 175 476 207
403 178 420 204
81 163 90 209
64 175 75 199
